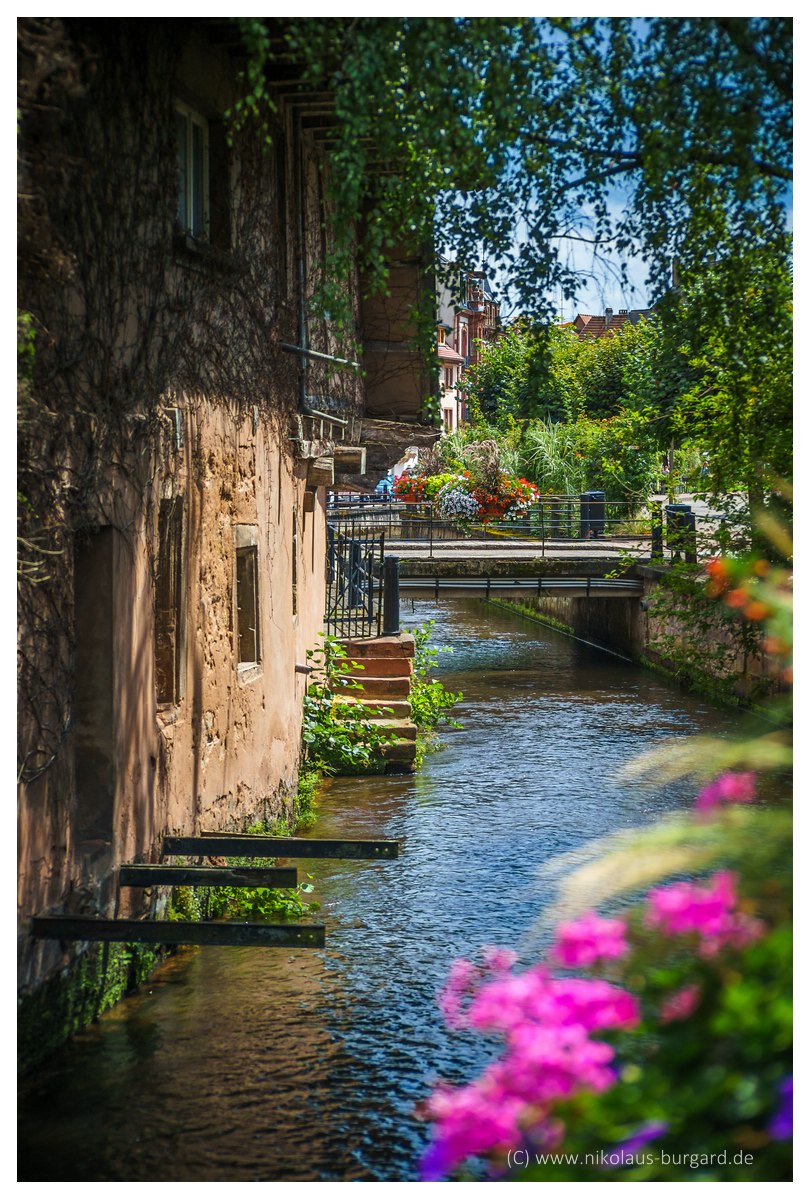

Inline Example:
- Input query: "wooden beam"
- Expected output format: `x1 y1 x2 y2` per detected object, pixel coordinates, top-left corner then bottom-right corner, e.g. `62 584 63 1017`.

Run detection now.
306 456 334 488
164 835 399 860
119 865 298 888
30 916 325 948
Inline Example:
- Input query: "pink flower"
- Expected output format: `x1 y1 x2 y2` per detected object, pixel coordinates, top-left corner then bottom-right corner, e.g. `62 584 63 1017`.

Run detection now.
695 771 757 812
660 984 701 1023
551 911 630 967
438 957 479 1029
437 948 519 1029
465 971 640 1036
419 1076 525 1180
482 944 519 973
646 870 737 936
645 871 766 956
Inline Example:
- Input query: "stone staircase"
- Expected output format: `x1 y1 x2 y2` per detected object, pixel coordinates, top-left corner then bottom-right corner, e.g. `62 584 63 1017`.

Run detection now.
337 634 418 771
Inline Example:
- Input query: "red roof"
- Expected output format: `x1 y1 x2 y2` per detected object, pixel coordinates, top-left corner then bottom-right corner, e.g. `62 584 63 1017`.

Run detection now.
437 343 464 363
571 309 653 339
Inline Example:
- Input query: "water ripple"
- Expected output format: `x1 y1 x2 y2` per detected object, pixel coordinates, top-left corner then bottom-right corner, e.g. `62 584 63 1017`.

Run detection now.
18 600 733 1181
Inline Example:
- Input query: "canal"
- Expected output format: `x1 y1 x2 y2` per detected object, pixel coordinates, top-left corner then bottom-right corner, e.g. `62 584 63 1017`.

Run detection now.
18 600 733 1182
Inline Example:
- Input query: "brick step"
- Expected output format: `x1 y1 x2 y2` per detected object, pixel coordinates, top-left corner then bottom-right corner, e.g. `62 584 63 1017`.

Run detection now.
343 656 413 678
335 675 411 699
340 634 415 659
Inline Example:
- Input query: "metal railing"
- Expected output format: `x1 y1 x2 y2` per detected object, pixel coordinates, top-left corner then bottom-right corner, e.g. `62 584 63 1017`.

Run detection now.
324 521 386 639
325 494 750 563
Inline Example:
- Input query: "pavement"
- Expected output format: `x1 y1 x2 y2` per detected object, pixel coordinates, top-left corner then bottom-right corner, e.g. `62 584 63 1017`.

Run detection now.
390 538 650 561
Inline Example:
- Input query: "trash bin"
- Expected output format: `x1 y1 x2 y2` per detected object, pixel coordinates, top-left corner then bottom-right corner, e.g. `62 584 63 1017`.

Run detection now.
579 490 606 539
665 503 697 563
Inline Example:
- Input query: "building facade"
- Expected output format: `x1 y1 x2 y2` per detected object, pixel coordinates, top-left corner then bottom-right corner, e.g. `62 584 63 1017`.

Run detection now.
17 17 435 1038
436 268 502 431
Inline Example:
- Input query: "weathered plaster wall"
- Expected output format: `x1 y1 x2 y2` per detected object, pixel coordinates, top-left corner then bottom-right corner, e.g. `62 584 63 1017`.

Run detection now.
18 401 326 992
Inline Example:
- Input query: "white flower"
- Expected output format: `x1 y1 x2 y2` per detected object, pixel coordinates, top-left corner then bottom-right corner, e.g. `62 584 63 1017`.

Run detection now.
438 488 480 519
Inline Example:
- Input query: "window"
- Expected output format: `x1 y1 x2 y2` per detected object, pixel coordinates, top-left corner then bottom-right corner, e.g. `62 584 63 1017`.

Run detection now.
155 497 185 704
175 102 209 240
235 529 261 667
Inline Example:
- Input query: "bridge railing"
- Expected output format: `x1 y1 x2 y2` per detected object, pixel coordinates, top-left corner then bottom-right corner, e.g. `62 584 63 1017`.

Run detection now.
325 496 749 562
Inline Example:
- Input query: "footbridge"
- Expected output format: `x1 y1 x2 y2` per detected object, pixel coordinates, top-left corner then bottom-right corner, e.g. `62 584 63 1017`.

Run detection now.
394 544 644 599
323 495 731 636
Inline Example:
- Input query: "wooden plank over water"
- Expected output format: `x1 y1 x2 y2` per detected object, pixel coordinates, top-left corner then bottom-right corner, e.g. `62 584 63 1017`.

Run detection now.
164 835 400 860
119 865 298 888
30 915 325 948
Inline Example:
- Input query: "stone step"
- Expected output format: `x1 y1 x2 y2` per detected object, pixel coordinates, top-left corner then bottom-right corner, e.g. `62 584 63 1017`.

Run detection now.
343 656 413 678
340 634 415 659
380 738 418 762
371 718 418 741
341 697 412 719
335 675 411 699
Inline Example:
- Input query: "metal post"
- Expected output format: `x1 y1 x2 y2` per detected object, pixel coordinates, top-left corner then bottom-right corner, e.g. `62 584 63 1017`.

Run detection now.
650 501 663 561
365 551 374 624
684 510 697 565
348 540 361 607
383 556 400 636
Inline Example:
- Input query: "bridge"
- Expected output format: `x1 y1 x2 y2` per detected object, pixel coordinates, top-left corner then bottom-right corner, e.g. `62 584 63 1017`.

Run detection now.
324 495 732 636
399 575 643 599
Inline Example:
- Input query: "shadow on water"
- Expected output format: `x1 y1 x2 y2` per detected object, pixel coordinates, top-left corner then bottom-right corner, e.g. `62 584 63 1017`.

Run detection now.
18 600 734 1181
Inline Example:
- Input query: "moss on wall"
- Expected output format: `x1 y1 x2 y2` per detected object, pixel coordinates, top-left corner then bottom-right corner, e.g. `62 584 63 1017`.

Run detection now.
18 940 165 1074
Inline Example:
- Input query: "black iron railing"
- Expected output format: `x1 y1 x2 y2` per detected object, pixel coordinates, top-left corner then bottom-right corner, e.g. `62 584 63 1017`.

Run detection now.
325 521 385 638
325 494 748 562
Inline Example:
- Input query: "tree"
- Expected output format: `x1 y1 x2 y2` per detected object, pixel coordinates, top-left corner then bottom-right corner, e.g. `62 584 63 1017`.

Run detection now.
621 238 793 504
239 18 790 337
462 325 569 426
465 320 657 427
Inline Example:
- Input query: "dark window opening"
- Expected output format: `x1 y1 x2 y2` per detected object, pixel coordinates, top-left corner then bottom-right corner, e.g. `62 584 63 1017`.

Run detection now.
175 103 209 240
236 545 260 665
155 497 185 705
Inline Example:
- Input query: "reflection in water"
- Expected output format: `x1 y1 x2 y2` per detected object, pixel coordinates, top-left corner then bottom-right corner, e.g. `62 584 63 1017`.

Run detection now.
18 601 732 1181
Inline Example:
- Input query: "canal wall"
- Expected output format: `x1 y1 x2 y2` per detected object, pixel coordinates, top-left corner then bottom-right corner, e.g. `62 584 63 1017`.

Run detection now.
506 566 779 704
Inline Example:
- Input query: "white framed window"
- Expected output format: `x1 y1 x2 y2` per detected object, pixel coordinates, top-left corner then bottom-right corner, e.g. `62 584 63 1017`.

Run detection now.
175 101 209 240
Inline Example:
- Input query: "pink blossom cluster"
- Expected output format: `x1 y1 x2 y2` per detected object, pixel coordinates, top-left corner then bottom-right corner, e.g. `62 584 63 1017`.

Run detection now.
645 870 765 957
423 875 768 1179
437 946 517 1030
551 911 630 967
423 965 640 1179
695 771 757 812
659 983 702 1023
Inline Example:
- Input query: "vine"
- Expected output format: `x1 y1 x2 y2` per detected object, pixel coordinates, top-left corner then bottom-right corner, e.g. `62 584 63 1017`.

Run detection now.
16 18 363 786
643 565 768 701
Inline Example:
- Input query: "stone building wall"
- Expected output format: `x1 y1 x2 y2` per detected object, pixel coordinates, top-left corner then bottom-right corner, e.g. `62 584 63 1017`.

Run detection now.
17 18 333 1000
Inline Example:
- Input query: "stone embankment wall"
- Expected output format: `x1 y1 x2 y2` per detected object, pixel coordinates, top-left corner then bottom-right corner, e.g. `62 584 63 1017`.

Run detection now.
510 566 780 703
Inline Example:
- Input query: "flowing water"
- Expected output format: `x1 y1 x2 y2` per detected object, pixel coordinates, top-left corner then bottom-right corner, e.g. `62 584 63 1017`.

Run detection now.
18 600 733 1182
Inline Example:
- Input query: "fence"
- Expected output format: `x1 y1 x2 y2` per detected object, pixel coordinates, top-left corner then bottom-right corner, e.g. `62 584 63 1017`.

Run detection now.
326 494 750 562
324 521 386 639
